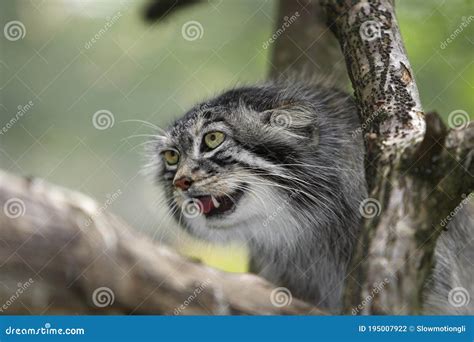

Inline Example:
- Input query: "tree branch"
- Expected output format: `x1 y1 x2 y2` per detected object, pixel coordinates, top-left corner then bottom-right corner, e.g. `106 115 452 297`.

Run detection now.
143 0 202 22
0 170 323 315
321 0 473 314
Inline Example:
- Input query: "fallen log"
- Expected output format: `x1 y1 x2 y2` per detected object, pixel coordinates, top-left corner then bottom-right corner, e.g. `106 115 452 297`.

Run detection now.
0 170 322 315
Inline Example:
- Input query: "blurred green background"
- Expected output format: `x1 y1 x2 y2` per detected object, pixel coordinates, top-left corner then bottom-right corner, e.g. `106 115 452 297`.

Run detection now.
1 0 473 273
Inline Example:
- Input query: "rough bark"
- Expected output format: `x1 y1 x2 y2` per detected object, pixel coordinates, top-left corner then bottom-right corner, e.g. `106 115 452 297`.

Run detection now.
269 0 349 88
321 0 473 314
0 170 322 315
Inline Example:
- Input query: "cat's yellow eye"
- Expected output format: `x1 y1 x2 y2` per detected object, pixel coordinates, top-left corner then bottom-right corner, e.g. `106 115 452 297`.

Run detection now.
163 150 179 165
204 131 225 149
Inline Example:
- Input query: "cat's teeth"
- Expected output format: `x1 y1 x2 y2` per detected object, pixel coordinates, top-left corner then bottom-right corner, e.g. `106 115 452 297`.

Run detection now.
211 195 220 208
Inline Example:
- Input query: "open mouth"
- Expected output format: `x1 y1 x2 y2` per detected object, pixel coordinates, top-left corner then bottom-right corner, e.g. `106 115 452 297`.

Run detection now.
193 189 244 218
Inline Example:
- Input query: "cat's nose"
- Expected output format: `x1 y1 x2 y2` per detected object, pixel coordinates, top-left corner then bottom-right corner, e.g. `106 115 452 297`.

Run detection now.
174 176 193 191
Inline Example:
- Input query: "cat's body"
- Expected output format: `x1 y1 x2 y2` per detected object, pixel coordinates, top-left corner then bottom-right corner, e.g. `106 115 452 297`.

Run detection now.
425 203 474 314
149 79 473 313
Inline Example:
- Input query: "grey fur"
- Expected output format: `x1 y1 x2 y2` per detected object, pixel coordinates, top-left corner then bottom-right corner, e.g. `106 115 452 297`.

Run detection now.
424 202 474 314
148 79 473 314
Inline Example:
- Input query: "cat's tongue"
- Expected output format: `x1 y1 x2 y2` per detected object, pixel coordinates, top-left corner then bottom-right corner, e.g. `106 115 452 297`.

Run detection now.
197 196 220 214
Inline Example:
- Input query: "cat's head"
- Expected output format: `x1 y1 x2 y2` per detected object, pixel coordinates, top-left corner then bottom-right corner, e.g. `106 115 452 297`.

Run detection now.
149 83 359 244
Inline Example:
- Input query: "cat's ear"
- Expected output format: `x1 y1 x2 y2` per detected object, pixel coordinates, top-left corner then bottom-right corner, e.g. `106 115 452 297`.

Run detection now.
259 103 318 142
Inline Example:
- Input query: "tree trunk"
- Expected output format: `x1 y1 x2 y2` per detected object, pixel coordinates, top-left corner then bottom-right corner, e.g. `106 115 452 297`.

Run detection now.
269 0 349 88
321 0 473 314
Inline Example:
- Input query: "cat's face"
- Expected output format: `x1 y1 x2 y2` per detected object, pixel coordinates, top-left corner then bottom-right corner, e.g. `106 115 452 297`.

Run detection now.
151 92 320 243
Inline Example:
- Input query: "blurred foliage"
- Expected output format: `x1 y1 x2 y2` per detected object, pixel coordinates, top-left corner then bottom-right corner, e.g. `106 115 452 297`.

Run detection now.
398 0 474 119
0 0 472 273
